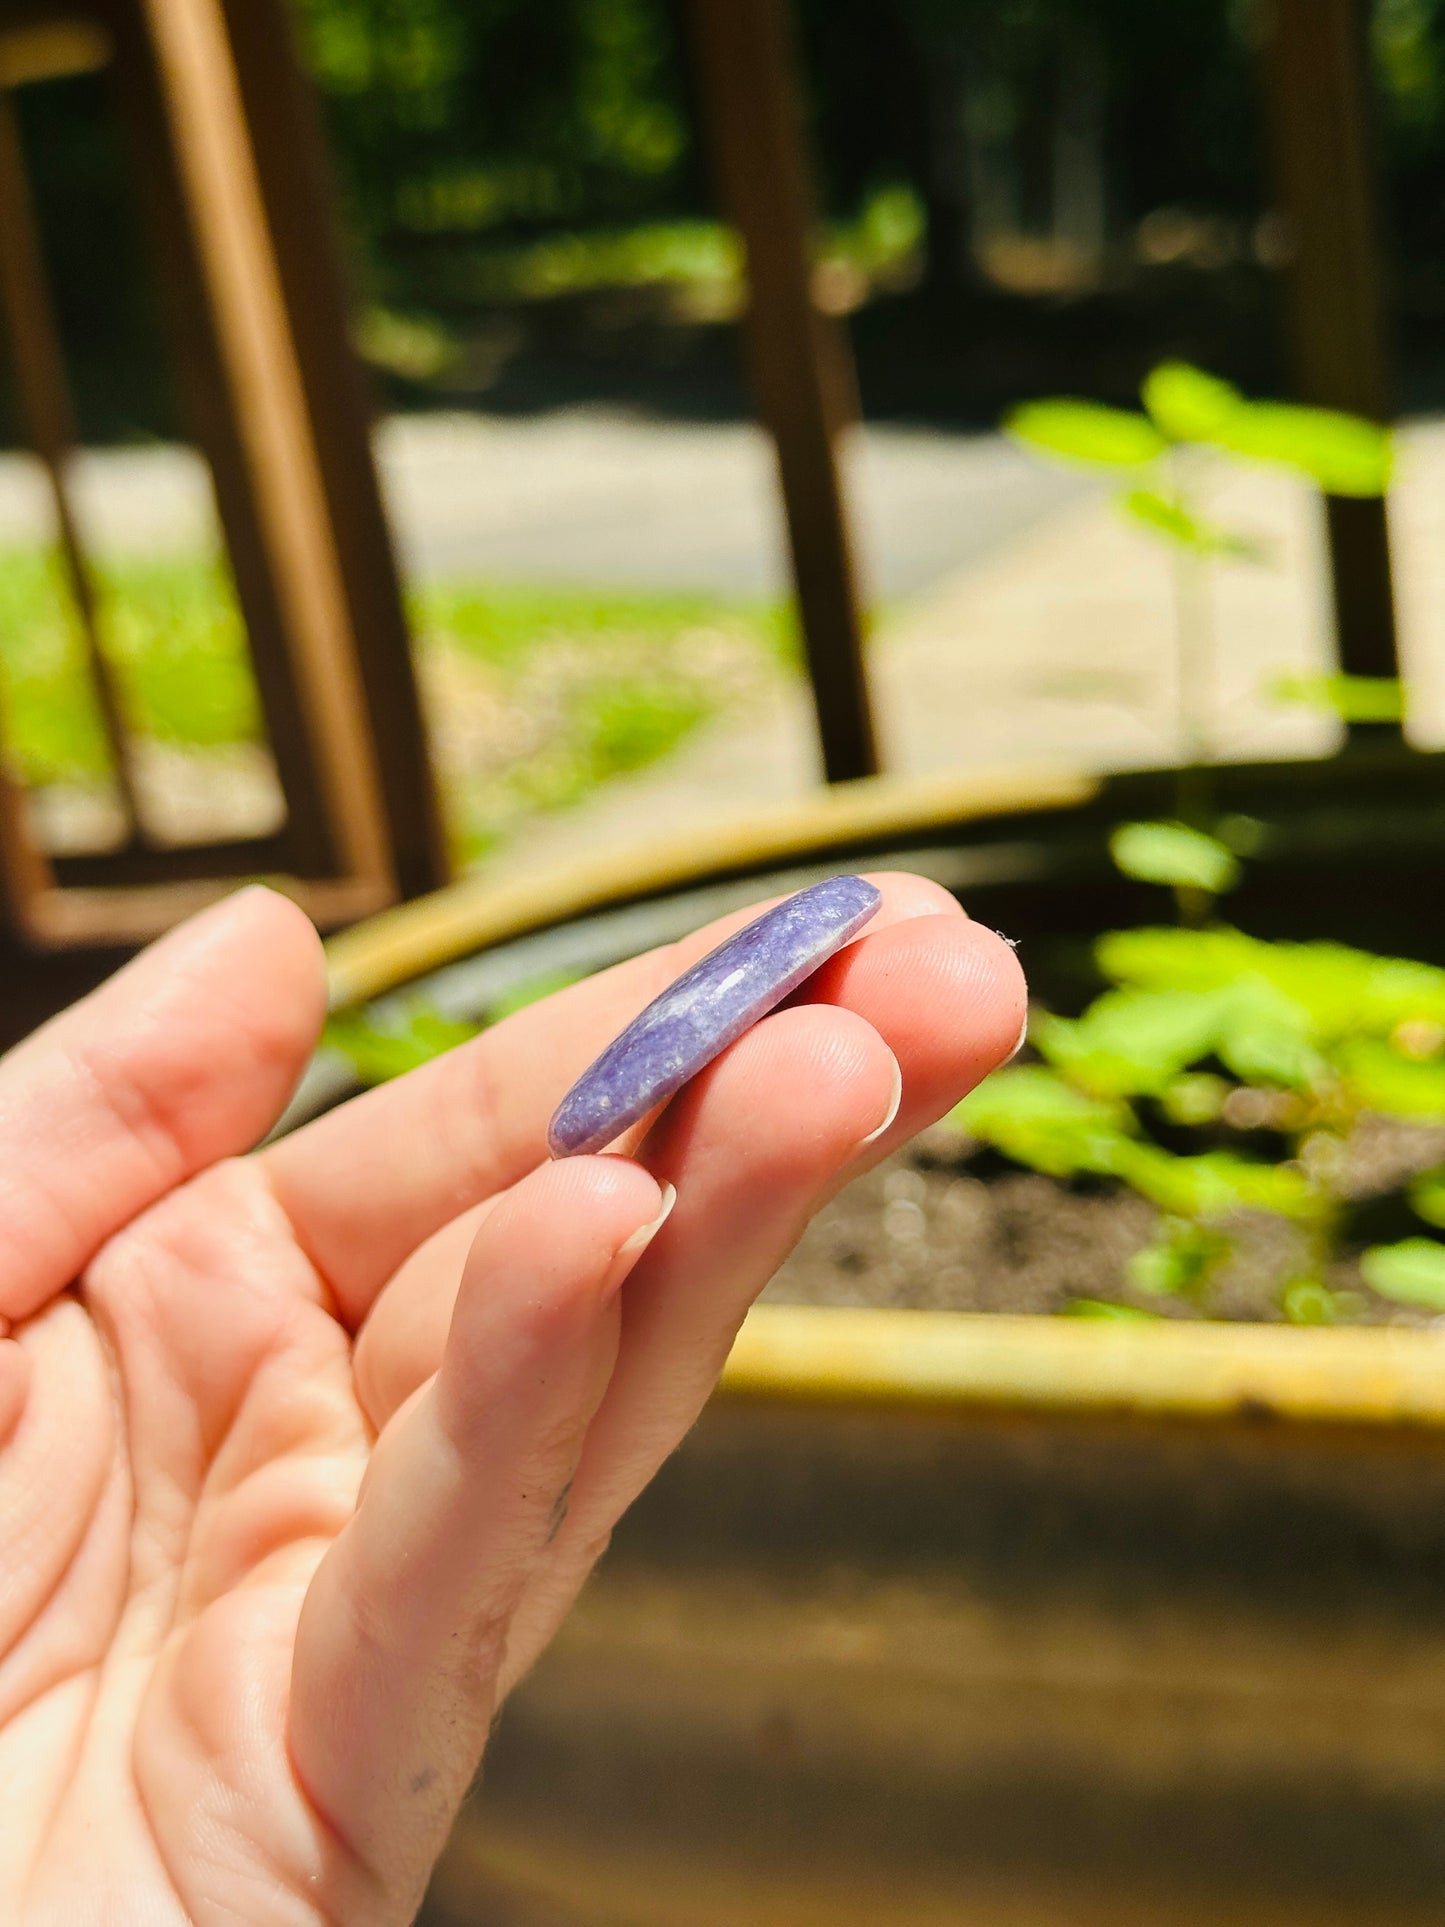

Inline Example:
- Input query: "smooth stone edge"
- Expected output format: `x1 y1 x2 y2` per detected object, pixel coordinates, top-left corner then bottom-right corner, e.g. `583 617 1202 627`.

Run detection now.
546 877 882 1159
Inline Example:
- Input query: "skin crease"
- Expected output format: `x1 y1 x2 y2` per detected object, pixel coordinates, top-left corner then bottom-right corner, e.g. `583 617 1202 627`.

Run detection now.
0 875 1025 1926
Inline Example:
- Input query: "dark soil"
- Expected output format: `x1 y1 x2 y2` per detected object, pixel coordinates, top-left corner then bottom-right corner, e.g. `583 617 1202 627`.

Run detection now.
763 1115 1445 1327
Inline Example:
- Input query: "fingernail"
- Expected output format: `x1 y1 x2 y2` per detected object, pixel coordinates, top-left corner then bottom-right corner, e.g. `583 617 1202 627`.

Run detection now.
1007 1009 1030 1062
857 1050 903 1147
617 1182 677 1259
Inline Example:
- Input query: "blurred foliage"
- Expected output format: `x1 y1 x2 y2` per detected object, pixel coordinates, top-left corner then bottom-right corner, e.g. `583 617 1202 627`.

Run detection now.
289 0 1265 310
955 841 1445 1322
0 548 783 863
1009 360 1394 497
322 1001 481 1085
425 581 787 860
11 0 1445 435
1270 672 1407 724
0 548 259 783
1009 362 1392 800
1108 820 1241 895
322 966 585 1087
294 0 694 258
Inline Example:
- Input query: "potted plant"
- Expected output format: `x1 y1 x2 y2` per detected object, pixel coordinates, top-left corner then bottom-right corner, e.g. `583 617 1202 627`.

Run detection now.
290 367 1445 1924
296 742 1445 1926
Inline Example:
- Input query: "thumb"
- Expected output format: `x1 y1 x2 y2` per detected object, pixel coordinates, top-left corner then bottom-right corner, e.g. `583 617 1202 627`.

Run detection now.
288 1153 673 1912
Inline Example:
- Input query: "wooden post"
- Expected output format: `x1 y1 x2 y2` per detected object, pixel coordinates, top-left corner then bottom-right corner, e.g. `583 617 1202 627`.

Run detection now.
0 84 145 837
1257 0 1400 729
687 0 879 785
218 0 449 898
135 0 397 892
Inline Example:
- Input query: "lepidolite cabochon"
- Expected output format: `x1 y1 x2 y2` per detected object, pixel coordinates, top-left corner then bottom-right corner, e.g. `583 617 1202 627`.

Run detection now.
547 874 883 1158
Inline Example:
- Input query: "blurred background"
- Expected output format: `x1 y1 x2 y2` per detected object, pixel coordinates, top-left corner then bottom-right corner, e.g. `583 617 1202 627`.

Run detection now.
6 0 1445 907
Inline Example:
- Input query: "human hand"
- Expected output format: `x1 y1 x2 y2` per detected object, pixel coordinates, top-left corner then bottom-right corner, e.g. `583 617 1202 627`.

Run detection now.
0 876 1024 1924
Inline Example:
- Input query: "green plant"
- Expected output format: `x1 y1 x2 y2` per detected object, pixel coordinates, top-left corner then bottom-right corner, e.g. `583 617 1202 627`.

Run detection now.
0 551 782 866
323 1002 482 1087
955 886 1445 1321
1007 362 1396 810
322 967 586 1089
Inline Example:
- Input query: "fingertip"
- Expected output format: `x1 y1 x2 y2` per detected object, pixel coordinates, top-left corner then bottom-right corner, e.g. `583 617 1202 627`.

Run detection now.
529 1154 669 1246
959 921 1030 1065
859 871 966 926
801 907 1029 1103
452 1156 669 1353
645 1000 901 1177
149 881 317 970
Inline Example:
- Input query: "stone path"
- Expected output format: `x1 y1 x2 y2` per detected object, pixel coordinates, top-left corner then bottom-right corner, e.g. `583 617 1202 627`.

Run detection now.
484 421 1445 881
5 409 1444 883
0 410 1085 599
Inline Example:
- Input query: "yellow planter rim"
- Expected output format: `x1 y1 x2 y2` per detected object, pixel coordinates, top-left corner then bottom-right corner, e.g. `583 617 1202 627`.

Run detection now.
324 763 1094 1008
325 762 1445 1434
725 1303 1445 1430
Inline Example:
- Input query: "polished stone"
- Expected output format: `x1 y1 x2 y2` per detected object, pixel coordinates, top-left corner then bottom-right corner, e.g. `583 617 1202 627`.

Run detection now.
548 875 882 1158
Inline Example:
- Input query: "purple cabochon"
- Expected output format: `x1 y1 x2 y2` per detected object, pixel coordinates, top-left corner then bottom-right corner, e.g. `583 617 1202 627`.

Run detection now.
547 874 883 1158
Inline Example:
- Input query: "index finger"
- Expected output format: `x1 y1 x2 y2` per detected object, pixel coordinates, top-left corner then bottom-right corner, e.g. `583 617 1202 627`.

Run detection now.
0 888 323 1324
260 873 963 1326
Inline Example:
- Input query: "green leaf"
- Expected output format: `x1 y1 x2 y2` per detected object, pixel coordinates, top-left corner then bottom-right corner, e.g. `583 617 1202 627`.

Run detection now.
1160 1072 1230 1125
1214 978 1327 1092
1111 1142 1318 1221
1215 813 1268 856
1269 673 1405 723
1119 489 1239 553
1098 927 1445 1040
1281 1278 1341 1325
952 1065 1136 1178
1127 1218 1232 1296
1098 926 1265 994
1140 361 1242 443
1361 1239 1445 1310
1408 1169 1445 1229
486 967 583 1023
1061 1298 1161 1320
1006 400 1166 471
1335 1039 1445 1118
1110 821 1241 893
1120 489 1196 547
1219 403 1393 496
1033 987 1230 1098
324 1003 480 1086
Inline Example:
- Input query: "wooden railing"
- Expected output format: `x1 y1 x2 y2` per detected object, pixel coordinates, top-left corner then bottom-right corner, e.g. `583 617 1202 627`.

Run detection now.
0 0 448 963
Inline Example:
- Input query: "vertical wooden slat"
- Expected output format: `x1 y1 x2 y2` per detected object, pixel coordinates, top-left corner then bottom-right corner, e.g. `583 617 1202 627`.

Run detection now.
136 0 395 891
102 0 338 879
0 82 144 837
687 0 879 785
218 0 449 898
0 759 51 943
1257 0 1400 719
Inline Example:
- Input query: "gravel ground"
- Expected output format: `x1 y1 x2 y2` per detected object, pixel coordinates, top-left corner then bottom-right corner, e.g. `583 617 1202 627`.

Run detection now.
763 1116 1445 1326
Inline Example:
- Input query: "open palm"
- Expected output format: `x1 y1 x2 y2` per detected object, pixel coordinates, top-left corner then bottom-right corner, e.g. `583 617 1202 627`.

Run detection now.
0 878 1023 1924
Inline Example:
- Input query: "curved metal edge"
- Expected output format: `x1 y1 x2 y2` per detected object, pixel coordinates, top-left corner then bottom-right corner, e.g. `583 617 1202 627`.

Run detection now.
323 764 1096 1009
723 1304 1445 1430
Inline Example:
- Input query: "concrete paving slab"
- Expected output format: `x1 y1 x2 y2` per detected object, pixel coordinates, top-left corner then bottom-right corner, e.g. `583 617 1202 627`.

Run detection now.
0 409 1087 599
